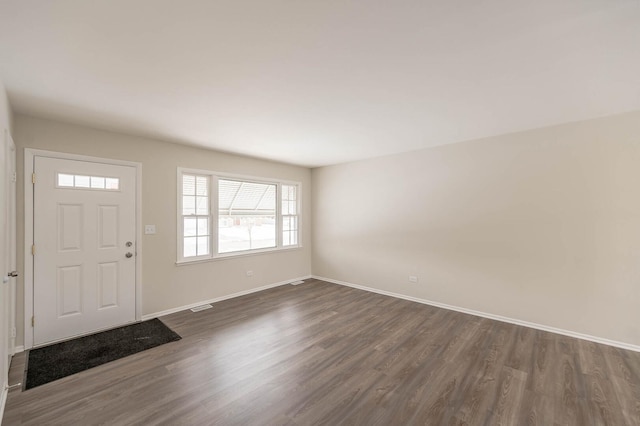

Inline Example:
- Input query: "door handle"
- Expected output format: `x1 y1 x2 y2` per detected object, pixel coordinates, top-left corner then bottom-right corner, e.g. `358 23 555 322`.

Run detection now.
125 252 133 258
3 271 17 284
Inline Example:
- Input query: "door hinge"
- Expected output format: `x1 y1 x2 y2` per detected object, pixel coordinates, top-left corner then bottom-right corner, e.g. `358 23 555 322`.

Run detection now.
32 173 36 184
31 316 35 327
31 244 36 255
12 172 16 183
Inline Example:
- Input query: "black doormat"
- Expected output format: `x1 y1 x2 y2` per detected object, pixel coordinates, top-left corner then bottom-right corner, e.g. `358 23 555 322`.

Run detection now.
25 318 181 390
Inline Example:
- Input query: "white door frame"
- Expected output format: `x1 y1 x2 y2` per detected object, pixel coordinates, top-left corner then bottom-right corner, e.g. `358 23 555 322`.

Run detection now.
5 131 16 358
24 149 142 349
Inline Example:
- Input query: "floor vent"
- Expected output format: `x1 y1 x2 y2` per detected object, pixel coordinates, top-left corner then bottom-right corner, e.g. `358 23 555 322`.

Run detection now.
290 280 305 286
190 304 213 312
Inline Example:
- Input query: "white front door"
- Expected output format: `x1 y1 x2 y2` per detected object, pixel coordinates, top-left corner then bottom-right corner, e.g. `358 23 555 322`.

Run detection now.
33 156 137 346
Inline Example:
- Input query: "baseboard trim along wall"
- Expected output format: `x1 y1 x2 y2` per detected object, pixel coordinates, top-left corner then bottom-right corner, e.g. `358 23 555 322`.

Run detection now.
142 275 313 321
312 275 640 353
0 387 7 425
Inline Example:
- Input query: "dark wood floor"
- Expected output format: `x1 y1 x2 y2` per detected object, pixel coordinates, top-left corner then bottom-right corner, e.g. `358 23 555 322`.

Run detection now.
3 279 640 425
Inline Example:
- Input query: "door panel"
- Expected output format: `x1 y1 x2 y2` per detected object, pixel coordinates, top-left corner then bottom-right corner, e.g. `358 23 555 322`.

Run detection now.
33 156 137 345
57 265 82 316
98 262 118 309
98 205 118 248
58 204 83 251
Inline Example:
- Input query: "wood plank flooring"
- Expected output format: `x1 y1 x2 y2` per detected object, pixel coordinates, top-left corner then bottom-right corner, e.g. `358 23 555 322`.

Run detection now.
3 279 640 425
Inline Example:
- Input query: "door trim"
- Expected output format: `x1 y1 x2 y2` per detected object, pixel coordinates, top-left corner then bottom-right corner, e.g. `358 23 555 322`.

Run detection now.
4 130 16 359
24 149 142 349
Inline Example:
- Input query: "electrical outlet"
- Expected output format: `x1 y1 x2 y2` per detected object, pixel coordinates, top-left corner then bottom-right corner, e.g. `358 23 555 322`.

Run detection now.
408 276 418 283
246 270 253 277
11 327 16 338
144 225 156 235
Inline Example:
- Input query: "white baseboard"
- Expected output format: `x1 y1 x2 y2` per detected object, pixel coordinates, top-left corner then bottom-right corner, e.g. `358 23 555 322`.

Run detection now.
142 275 313 320
3 343 26 425
0 385 7 425
312 275 640 353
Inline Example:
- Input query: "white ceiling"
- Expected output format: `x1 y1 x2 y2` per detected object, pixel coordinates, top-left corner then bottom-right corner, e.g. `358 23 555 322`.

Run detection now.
1 1 639 167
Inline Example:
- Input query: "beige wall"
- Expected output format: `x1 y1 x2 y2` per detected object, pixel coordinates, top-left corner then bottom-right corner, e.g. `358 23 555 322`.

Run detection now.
14 114 312 347
0 80 10 134
312 110 640 347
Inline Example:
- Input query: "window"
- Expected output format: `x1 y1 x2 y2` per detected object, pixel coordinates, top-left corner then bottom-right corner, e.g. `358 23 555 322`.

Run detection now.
178 169 301 262
181 174 211 258
57 173 120 190
282 184 298 246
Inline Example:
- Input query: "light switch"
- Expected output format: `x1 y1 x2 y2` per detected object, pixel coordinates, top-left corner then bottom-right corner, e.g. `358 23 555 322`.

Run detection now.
145 225 156 235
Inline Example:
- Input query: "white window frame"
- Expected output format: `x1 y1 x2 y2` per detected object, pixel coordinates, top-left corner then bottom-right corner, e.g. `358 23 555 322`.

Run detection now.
177 167 302 264
179 172 213 262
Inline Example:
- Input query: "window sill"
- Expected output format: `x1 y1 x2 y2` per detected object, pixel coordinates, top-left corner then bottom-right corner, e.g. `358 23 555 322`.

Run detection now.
176 245 303 266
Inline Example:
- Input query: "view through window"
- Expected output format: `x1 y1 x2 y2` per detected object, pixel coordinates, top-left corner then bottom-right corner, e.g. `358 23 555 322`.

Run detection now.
218 179 276 253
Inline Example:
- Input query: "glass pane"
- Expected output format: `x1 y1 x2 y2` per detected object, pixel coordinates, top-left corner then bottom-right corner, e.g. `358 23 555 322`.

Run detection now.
196 176 208 196
197 217 208 236
255 185 276 211
184 237 197 257
58 174 118 190
282 184 296 200
218 180 241 210
184 217 197 237
75 175 90 188
283 214 298 247
289 201 297 215
91 176 105 189
58 174 74 187
183 174 195 195
197 236 209 256
196 196 209 215
218 215 275 253
183 196 195 215
105 178 119 190
219 179 275 214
